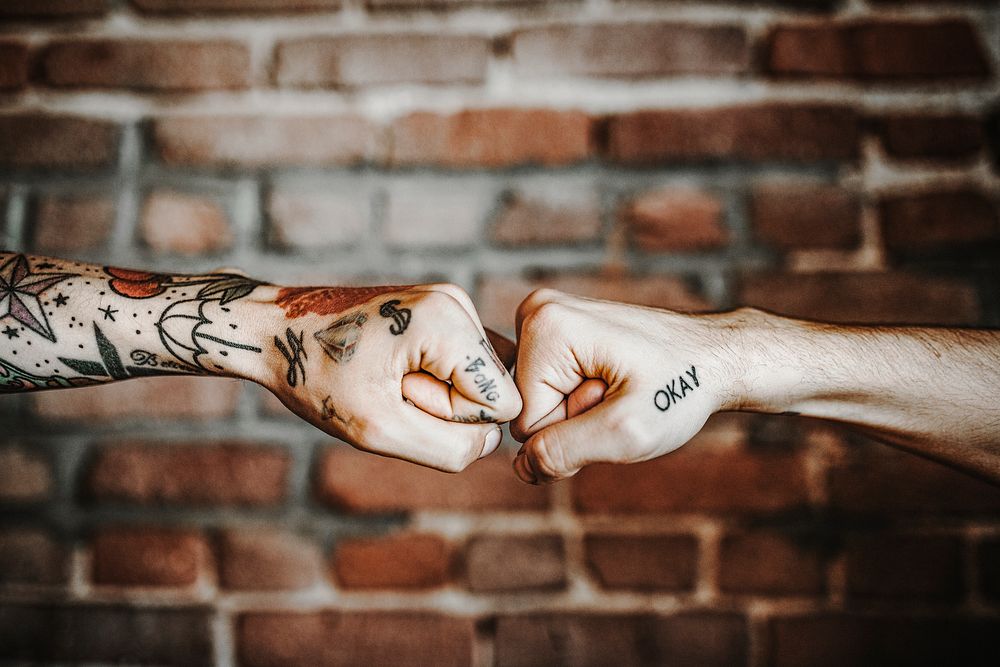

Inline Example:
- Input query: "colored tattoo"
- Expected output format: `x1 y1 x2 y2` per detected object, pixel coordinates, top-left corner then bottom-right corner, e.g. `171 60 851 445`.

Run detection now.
314 312 367 364
275 285 408 318
654 365 700 412
0 253 75 341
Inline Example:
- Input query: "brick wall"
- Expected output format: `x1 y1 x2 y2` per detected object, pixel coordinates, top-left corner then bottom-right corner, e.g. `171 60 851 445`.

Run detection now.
1 0 999 665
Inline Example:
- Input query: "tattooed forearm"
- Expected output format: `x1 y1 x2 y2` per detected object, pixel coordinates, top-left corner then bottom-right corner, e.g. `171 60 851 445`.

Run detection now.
654 365 700 412
0 252 268 392
378 299 411 336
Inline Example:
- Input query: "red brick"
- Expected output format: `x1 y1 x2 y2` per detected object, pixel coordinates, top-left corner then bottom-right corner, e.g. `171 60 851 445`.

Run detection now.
978 539 1000 602
0 0 108 17
92 526 210 587
0 603 212 665
844 534 963 602
41 39 250 90
585 534 698 591
367 0 545 7
512 23 748 78
390 108 592 168
622 187 728 252
0 529 67 585
0 41 28 90
718 530 827 596
828 440 1000 515
751 182 860 250
739 272 980 325
490 181 602 246
332 533 453 589
574 448 810 515
140 190 233 255
382 178 492 247
153 115 377 168
0 445 52 502
88 441 289 507
276 34 488 87
31 376 241 421
316 445 549 512
496 612 747 667
133 0 342 12
238 612 474 667
766 20 991 81
32 194 116 253
465 534 565 592
267 185 369 250
476 272 713 334
880 189 999 257
0 114 119 170
606 105 859 164
878 114 985 161
769 614 1000 667
219 527 322 590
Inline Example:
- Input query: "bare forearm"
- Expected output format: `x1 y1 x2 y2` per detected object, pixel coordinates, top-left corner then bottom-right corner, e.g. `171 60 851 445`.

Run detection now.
0 252 273 391
723 309 1000 477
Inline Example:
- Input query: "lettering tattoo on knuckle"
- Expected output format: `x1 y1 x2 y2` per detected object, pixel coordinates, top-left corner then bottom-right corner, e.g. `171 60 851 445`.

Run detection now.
464 355 500 403
274 327 308 388
378 299 411 336
453 408 498 424
314 312 367 364
653 365 700 412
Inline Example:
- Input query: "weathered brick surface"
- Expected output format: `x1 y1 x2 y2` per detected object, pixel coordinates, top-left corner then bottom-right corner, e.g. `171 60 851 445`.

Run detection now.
844 534 963 602
0 529 67 585
41 39 250 90
0 41 29 90
92 526 211 587
87 441 289 506
31 376 241 421
465 534 565 592
880 190 999 258
496 613 748 667
219 528 323 590
0 444 52 502
512 23 748 78
153 115 377 168
32 194 116 253
490 181 603 246
769 614 1000 667
317 445 549 512
276 35 489 87
133 0 342 12
267 185 370 250
140 190 234 255
332 533 453 589
574 448 810 515
766 20 992 80
382 178 493 247
605 105 860 164
621 187 728 252
0 603 213 665
585 534 698 591
751 182 860 250
0 114 120 170
979 539 1000 602
0 0 109 17
739 272 981 326
877 114 985 161
238 612 475 667
390 109 593 168
718 530 827 596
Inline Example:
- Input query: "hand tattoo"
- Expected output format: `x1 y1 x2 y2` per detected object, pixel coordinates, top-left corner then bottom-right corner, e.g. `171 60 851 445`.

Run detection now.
464 356 500 403
314 312 367 364
274 327 307 387
378 299 411 336
654 365 700 412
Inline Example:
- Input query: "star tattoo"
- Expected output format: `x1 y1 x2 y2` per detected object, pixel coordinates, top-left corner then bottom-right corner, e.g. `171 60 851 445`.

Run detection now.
0 254 73 342
2 326 19 339
53 293 69 307
99 305 118 321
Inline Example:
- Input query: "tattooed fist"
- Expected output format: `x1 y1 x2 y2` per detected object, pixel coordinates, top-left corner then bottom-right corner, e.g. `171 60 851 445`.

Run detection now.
510 289 736 484
258 283 522 472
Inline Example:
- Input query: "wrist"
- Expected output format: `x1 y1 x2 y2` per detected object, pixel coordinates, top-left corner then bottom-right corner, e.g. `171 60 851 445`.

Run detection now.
222 285 289 387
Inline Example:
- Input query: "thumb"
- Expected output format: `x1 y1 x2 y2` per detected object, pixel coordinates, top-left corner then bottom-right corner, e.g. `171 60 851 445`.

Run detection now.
512 395 628 484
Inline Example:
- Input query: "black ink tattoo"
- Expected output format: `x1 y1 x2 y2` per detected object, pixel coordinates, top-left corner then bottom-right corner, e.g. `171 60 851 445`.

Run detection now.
274 328 307 387
320 395 338 421
654 365 700 412
378 299 411 336
52 293 69 307
0 253 74 341
452 409 497 424
60 323 193 379
314 312 367 364
99 305 118 321
1 356 97 391
2 326 18 340
464 356 499 403
156 298 262 370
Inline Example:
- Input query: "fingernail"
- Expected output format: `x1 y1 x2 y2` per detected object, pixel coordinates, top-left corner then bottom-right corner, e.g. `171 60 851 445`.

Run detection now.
481 427 502 458
513 452 537 484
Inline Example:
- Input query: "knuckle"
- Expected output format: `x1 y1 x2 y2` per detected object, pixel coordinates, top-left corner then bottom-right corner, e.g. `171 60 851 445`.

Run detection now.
427 282 471 304
522 299 568 336
530 431 570 480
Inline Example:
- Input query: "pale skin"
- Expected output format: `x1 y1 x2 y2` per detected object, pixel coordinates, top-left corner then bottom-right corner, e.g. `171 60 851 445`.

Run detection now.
0 252 521 473
511 289 1000 485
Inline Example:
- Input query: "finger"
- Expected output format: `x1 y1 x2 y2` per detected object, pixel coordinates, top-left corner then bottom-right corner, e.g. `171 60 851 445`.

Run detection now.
401 371 506 424
513 397 630 484
515 287 564 341
512 377 609 440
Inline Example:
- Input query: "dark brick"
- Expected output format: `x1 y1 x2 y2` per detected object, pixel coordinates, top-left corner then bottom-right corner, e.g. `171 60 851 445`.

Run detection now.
0 114 120 170
844 534 964 602
585 534 698 591
880 189 999 258
719 530 827 596
878 114 985 162
0 41 29 90
751 182 860 250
